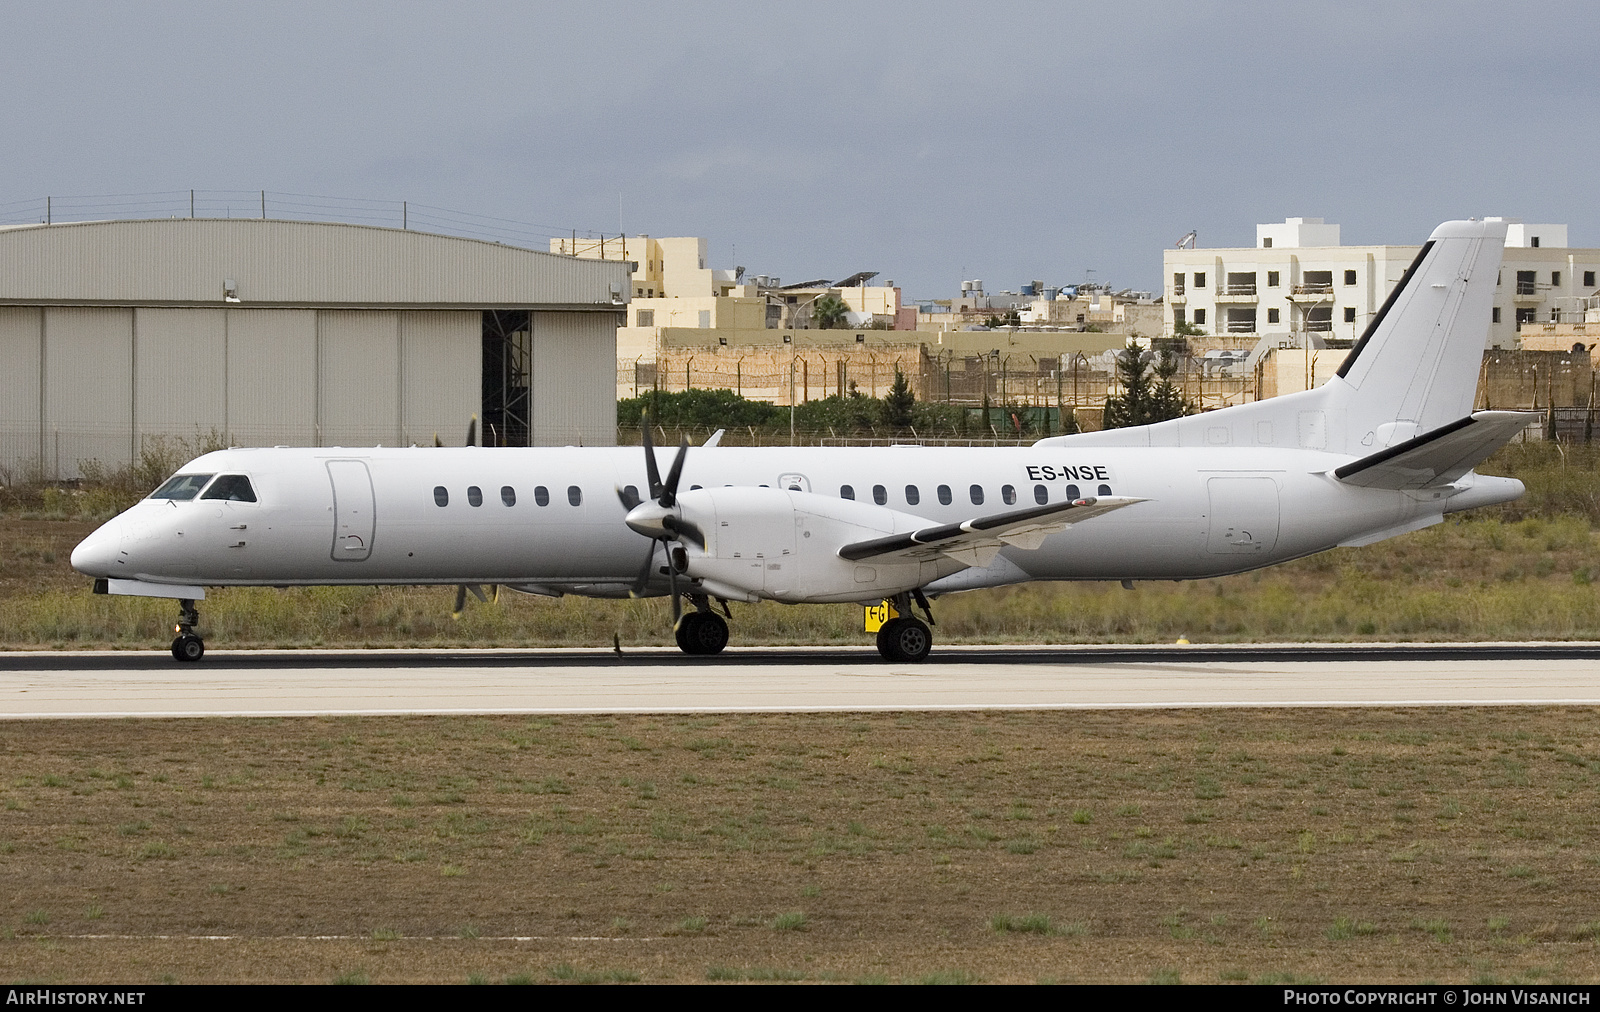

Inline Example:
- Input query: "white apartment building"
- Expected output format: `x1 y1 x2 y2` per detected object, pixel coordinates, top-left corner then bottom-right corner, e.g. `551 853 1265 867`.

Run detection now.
1164 217 1600 349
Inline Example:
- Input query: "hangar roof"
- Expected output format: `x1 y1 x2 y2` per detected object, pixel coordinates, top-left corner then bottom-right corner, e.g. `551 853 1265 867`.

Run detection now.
0 218 630 310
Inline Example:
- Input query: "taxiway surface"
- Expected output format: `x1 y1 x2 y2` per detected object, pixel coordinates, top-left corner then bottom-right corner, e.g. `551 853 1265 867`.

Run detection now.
1 643 1597 718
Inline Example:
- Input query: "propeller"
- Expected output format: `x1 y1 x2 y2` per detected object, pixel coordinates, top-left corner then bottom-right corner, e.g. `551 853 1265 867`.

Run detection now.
617 416 706 622
450 582 499 619
434 413 479 448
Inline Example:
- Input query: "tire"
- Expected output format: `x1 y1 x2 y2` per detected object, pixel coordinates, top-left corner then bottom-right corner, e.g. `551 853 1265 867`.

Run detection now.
886 617 932 663
674 612 700 653
171 634 205 663
689 613 728 655
875 619 903 661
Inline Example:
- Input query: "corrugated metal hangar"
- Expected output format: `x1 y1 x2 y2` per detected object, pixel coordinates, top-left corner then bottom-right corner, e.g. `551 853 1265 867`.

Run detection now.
0 218 630 479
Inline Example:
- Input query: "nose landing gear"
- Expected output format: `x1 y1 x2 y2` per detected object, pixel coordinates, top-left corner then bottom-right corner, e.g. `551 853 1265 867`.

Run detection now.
170 599 204 662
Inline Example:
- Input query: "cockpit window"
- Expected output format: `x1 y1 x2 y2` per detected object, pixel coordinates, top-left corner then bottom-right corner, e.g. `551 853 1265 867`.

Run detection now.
201 474 258 502
150 474 214 501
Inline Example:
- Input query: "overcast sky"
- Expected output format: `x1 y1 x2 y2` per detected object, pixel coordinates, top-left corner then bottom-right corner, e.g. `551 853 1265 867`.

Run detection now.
2 1 1593 297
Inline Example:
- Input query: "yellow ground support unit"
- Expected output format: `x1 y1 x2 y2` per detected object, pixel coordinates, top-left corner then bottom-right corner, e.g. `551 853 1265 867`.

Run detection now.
863 599 899 632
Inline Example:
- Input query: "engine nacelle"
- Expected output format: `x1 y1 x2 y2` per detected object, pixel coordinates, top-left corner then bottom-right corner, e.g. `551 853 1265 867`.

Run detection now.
673 487 969 603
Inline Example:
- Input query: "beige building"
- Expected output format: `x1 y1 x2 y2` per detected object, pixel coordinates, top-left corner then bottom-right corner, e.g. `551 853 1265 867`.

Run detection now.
1 219 629 478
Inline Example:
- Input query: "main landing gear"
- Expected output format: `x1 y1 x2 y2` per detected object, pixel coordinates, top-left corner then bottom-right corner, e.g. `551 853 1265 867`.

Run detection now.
675 595 730 656
875 590 935 663
170 598 205 662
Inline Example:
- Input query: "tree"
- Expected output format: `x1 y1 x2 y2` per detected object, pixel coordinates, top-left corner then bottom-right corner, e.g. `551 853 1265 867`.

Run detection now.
1101 339 1193 429
812 294 849 330
883 367 915 428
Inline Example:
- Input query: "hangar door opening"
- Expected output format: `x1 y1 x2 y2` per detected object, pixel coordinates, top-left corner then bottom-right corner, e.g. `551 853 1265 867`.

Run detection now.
482 310 531 446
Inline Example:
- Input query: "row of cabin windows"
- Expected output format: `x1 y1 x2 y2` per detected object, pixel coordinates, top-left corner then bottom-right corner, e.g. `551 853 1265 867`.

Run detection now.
839 482 1111 507
433 485 583 508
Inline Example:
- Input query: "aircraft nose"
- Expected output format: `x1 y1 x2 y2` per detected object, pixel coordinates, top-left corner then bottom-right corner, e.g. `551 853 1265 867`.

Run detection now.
71 521 125 577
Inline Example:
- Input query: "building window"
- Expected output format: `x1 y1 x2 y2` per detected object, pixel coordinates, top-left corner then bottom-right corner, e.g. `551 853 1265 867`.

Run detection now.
1226 307 1257 333
1302 270 1333 292
467 486 483 507
1267 308 1280 324
501 486 516 507
1262 237 1272 248
1001 484 1017 505
567 485 583 506
1225 272 1256 295
1492 307 1501 323
1552 308 1560 322
1517 271 1536 296
970 484 984 505
534 485 549 506
1532 236 1541 248
1585 271 1596 287
873 484 887 505
1267 271 1280 287
905 485 920 506
1516 308 1536 325
1193 309 1206 325
1194 272 1206 288
1174 307 1186 325
433 486 448 507
840 484 855 500
1552 271 1561 287
636 309 654 327
1344 270 1357 285
1306 307 1333 331
1172 272 1185 295
1344 307 1356 323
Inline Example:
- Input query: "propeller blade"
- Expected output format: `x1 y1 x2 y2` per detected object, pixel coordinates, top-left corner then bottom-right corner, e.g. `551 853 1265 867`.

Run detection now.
661 514 706 550
630 541 657 597
451 584 467 619
490 584 500 605
659 438 689 507
433 433 442 447
465 414 477 448
641 413 663 500
667 549 681 623
616 484 642 510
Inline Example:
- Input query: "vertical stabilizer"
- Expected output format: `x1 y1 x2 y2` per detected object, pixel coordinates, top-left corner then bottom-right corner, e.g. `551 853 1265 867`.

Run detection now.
1331 218 1506 450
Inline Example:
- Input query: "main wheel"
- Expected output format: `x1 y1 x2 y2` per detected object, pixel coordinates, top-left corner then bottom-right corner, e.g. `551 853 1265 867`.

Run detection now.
171 634 205 663
875 618 903 660
881 617 932 663
675 612 729 655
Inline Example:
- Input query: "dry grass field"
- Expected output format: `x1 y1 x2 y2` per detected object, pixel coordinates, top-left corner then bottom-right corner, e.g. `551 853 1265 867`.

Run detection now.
2 708 1600 984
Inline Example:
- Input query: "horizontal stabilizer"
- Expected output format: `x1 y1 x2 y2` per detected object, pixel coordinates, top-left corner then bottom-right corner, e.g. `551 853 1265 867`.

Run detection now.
1333 411 1537 490
838 496 1143 567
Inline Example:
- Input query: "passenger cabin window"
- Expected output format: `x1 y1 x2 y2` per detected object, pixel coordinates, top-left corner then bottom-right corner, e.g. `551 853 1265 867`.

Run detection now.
970 484 984 505
467 486 483 507
1002 484 1016 505
567 485 582 506
501 486 516 507
1066 484 1081 501
433 486 449 507
201 475 257 502
623 485 639 503
840 484 855 500
1034 484 1048 504
150 474 213 501
937 484 952 505
872 484 887 505
905 485 920 506
534 486 550 507
1098 484 1112 497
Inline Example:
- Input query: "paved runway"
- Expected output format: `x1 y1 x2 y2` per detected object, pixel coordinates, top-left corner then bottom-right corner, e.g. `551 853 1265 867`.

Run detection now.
2 643 1598 718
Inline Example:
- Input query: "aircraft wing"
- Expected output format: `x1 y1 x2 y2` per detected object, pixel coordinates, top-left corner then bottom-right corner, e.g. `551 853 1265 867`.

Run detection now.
1333 410 1538 490
837 496 1145 568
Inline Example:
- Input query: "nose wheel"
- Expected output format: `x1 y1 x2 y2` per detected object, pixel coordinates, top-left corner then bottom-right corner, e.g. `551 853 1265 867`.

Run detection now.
170 599 205 663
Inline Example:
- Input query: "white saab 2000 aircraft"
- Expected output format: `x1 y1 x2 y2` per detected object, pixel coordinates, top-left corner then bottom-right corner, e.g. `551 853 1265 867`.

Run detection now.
73 219 1533 663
